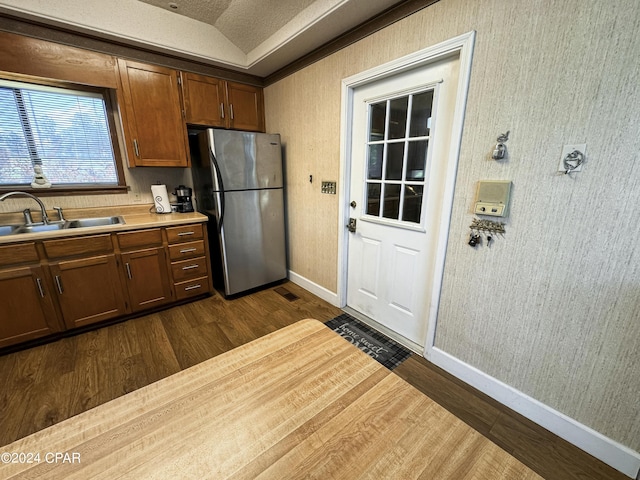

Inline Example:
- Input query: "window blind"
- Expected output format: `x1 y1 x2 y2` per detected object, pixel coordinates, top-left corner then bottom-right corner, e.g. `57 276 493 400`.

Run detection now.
0 81 118 186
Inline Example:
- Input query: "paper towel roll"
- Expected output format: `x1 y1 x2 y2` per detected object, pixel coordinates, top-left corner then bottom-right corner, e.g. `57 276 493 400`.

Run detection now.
151 184 171 214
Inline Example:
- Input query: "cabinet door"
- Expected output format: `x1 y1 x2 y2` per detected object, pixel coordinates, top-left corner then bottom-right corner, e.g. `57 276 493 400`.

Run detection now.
118 59 189 167
50 254 127 329
182 72 226 127
226 81 265 132
0 266 61 348
122 247 172 312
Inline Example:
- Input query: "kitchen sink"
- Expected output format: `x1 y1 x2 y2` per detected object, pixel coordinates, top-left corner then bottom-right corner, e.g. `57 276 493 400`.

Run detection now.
0 216 125 237
65 216 125 228
15 223 67 234
0 225 22 236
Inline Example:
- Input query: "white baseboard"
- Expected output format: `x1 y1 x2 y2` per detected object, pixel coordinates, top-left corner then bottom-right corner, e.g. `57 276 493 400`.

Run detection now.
429 347 640 479
287 270 340 307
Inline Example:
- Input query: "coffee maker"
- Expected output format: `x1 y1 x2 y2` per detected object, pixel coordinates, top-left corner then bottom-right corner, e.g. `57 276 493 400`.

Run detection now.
172 185 194 213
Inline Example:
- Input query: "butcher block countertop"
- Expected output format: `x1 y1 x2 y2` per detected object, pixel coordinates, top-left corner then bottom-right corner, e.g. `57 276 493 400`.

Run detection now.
0 319 541 479
0 204 207 245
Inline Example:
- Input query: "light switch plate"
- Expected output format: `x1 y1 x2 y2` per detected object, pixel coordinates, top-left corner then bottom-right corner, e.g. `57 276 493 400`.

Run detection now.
558 144 586 173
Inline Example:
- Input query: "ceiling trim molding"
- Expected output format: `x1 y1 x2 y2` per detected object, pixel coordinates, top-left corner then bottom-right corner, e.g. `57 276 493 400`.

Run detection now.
263 0 441 86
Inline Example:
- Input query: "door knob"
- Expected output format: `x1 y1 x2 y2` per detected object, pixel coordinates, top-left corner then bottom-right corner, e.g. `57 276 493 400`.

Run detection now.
347 218 357 233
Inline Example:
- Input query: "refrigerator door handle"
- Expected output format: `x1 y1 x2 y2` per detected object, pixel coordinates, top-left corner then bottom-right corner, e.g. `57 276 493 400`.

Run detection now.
209 150 226 231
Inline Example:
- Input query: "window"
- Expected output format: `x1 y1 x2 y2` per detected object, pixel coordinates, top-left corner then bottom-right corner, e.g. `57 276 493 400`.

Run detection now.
365 89 434 224
0 78 124 190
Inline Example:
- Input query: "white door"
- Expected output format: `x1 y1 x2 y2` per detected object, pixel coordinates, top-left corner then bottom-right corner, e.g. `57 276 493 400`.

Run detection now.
346 55 460 349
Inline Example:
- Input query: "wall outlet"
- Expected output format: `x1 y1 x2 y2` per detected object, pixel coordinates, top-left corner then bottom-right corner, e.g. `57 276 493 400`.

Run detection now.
558 143 586 173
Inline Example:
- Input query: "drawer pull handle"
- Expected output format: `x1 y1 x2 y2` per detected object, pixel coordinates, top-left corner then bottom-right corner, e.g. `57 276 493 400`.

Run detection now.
36 277 45 298
180 248 197 253
182 264 199 270
184 284 201 291
55 275 64 294
125 262 132 279
177 231 195 236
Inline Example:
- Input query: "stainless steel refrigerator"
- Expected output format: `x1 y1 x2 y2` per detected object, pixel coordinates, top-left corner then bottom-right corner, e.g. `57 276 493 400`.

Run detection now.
190 129 286 296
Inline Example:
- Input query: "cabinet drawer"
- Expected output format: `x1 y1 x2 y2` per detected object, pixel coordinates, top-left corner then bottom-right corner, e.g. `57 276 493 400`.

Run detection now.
0 242 39 267
117 228 163 250
174 276 209 300
171 256 208 282
166 223 203 243
168 240 205 260
44 234 113 259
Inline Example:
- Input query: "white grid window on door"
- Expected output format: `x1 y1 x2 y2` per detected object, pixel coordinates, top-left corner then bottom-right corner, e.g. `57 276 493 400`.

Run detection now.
364 89 434 225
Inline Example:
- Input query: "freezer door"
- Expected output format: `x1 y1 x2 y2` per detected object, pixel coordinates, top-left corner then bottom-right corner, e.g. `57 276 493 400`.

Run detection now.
218 189 286 295
208 129 283 191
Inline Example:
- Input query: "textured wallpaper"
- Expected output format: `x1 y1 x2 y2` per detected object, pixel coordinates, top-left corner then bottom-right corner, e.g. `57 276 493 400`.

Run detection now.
265 0 640 451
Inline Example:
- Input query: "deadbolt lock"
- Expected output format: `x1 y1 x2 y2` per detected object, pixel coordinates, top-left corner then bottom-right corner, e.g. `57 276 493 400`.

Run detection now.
350 201 357 208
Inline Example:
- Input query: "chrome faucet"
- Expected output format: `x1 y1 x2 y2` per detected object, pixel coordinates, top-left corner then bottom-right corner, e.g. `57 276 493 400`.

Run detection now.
0 191 65 226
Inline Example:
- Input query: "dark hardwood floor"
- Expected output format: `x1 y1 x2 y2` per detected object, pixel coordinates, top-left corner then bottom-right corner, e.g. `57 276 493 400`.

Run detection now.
0 282 629 480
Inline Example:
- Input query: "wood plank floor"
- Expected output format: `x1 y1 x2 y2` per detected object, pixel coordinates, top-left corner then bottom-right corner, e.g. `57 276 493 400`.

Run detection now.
0 282 628 480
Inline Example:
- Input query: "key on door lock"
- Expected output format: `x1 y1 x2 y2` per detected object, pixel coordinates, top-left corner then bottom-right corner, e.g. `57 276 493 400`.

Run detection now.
347 218 357 233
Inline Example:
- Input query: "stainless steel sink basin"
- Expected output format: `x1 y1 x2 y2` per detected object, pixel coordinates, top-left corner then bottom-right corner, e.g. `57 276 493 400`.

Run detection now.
15 223 67 234
65 216 125 228
0 216 125 237
0 225 22 236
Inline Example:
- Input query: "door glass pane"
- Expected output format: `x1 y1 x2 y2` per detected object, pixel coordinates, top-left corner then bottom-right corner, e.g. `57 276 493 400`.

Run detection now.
405 140 428 180
402 185 424 223
364 88 432 227
367 144 383 180
388 97 408 139
366 183 381 216
409 91 433 137
385 142 404 180
382 184 401 219
369 102 386 141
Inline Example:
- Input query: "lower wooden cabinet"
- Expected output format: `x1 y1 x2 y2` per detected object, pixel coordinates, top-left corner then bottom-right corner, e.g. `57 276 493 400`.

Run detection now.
49 254 127 329
166 223 212 301
0 221 212 349
0 265 61 348
121 247 172 312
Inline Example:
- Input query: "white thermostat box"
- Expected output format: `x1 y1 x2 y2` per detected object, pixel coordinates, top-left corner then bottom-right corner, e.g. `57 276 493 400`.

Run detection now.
474 180 512 217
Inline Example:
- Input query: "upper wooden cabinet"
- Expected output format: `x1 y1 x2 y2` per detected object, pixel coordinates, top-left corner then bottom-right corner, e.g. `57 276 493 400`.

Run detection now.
181 72 265 132
226 81 265 132
117 59 190 167
181 73 226 128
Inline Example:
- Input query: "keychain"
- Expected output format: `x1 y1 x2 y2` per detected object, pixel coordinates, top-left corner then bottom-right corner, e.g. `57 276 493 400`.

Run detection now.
468 232 481 247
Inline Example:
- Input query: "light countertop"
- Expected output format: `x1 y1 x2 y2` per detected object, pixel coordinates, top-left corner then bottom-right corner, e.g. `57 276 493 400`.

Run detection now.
0 204 208 245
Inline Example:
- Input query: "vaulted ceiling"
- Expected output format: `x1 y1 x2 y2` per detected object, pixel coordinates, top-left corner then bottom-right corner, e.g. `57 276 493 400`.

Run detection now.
0 0 403 77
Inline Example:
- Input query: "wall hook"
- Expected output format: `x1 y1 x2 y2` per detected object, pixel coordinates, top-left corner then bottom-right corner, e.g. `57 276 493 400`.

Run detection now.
492 130 510 160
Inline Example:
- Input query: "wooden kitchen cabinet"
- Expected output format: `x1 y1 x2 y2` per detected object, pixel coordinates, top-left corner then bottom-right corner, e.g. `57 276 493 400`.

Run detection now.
226 81 264 132
181 72 265 132
181 72 226 128
0 220 213 350
117 59 190 167
44 235 127 330
0 242 62 348
166 223 212 300
117 229 173 312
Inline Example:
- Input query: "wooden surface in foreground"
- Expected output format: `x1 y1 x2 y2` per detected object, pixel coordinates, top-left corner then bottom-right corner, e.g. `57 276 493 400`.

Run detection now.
0 319 541 479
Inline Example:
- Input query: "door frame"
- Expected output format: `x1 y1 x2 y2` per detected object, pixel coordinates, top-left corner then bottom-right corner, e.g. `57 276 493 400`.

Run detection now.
337 31 475 358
